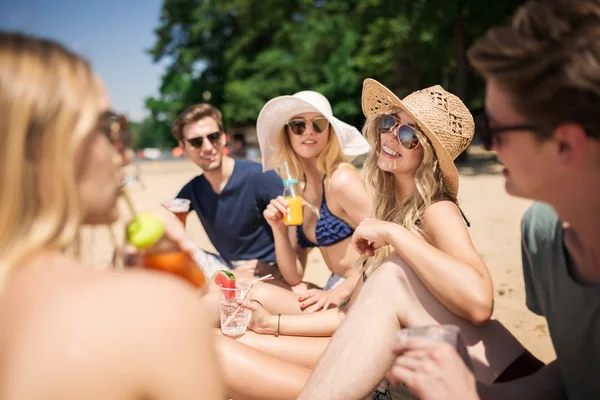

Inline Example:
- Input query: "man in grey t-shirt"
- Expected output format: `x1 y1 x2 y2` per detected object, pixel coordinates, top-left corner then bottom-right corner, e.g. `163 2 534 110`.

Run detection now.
520 203 600 399
384 1 600 399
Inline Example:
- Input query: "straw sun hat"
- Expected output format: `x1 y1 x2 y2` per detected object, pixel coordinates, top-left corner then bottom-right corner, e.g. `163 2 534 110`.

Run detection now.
257 90 370 171
362 78 474 197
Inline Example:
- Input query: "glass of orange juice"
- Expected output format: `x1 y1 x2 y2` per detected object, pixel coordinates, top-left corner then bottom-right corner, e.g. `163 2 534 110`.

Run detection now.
282 179 303 226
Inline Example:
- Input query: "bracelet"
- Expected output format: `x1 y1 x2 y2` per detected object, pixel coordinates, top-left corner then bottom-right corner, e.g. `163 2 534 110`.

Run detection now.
275 314 281 337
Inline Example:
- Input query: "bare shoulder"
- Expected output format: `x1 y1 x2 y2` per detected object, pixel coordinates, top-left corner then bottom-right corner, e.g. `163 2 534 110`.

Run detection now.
329 163 362 193
1 257 214 399
38 262 206 333
422 200 464 225
421 200 471 244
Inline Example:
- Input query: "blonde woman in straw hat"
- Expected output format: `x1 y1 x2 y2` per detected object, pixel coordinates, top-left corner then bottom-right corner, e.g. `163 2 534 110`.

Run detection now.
0 32 223 399
247 90 372 316
299 80 543 400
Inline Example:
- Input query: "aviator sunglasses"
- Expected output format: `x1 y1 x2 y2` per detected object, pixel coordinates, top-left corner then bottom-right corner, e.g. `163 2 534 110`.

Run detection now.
376 114 420 150
286 116 330 135
185 131 223 149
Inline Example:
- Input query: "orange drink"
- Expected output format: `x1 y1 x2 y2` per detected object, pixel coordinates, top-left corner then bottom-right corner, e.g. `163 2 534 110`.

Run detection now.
126 212 207 294
144 250 207 290
284 196 303 226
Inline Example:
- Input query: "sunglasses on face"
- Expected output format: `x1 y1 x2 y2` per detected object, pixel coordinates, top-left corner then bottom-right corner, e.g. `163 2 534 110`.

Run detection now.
476 111 537 150
185 131 223 149
286 116 330 135
376 114 420 150
99 111 130 151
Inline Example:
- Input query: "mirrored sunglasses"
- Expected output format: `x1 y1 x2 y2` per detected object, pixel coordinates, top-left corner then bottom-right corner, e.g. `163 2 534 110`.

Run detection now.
376 115 420 150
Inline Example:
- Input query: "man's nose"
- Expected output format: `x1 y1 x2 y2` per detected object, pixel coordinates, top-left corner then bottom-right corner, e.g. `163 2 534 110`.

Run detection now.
201 137 215 151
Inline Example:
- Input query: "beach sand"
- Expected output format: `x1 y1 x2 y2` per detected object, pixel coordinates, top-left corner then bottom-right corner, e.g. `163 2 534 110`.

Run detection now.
81 145 554 363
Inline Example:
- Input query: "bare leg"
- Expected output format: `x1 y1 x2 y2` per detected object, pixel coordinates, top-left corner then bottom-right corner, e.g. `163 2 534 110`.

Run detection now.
215 335 311 400
236 274 318 293
299 254 526 400
249 282 306 314
299 259 402 400
215 329 330 369
264 280 319 292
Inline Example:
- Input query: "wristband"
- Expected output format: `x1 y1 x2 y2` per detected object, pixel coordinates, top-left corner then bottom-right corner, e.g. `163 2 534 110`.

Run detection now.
275 313 281 337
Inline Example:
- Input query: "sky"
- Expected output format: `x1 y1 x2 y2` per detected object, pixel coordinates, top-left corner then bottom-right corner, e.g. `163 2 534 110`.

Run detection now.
0 0 168 121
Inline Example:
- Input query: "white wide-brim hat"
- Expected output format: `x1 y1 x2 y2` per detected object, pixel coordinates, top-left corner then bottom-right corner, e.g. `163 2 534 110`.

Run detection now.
257 90 370 171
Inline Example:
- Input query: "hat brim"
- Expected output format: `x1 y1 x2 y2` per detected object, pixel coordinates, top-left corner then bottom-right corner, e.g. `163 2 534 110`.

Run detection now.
362 78 460 196
257 96 370 172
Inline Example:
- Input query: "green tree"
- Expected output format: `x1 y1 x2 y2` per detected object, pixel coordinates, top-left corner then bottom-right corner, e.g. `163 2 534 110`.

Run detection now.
129 116 174 149
146 0 527 143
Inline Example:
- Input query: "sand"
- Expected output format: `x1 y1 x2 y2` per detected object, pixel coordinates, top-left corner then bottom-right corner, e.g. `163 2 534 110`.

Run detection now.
81 145 554 363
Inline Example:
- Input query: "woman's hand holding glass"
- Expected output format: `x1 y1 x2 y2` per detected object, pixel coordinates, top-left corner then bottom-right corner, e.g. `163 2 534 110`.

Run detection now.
119 206 197 268
238 296 278 335
263 196 311 231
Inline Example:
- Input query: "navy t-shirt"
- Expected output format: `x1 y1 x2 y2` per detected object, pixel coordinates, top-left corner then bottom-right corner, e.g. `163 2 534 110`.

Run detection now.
177 159 283 264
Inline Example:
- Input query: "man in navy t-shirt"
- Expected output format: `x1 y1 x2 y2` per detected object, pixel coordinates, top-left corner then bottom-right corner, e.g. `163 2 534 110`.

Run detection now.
170 103 283 278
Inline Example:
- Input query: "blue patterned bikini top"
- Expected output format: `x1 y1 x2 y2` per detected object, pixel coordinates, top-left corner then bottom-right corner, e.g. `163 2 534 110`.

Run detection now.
296 178 354 249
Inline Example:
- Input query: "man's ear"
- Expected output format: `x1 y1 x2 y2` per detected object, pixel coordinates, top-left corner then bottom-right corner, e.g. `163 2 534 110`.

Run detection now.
553 123 588 166
222 132 230 145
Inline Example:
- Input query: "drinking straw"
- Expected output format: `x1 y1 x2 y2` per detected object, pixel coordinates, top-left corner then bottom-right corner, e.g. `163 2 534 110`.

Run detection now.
108 226 123 270
119 186 137 216
222 273 274 326
284 161 296 198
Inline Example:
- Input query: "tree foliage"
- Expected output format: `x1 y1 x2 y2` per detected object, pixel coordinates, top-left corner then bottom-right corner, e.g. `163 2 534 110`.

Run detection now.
140 0 526 147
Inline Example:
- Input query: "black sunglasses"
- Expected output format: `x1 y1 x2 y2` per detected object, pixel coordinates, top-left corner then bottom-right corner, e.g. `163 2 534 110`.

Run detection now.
476 111 537 150
185 131 223 149
286 117 330 135
99 111 130 151
376 115 420 150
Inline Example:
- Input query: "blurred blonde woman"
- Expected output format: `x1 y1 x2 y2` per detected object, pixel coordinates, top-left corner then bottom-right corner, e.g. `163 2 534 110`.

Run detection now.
251 90 371 314
0 32 223 399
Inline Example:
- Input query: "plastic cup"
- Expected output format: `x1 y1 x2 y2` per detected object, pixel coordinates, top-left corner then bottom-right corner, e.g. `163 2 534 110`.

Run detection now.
219 285 251 337
397 324 460 347
164 198 191 226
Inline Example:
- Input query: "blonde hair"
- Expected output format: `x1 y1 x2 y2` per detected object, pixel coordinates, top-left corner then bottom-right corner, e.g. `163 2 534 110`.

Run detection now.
0 32 103 285
273 118 349 184
361 108 456 275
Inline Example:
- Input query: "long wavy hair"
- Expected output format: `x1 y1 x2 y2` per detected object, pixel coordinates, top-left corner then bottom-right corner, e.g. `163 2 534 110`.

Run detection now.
273 118 350 186
0 32 103 286
361 107 457 275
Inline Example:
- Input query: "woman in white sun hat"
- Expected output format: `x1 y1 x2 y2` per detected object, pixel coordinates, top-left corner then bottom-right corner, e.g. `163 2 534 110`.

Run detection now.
250 90 372 315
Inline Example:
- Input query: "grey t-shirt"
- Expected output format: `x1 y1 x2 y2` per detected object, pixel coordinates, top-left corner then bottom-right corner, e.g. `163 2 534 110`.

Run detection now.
521 202 600 399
